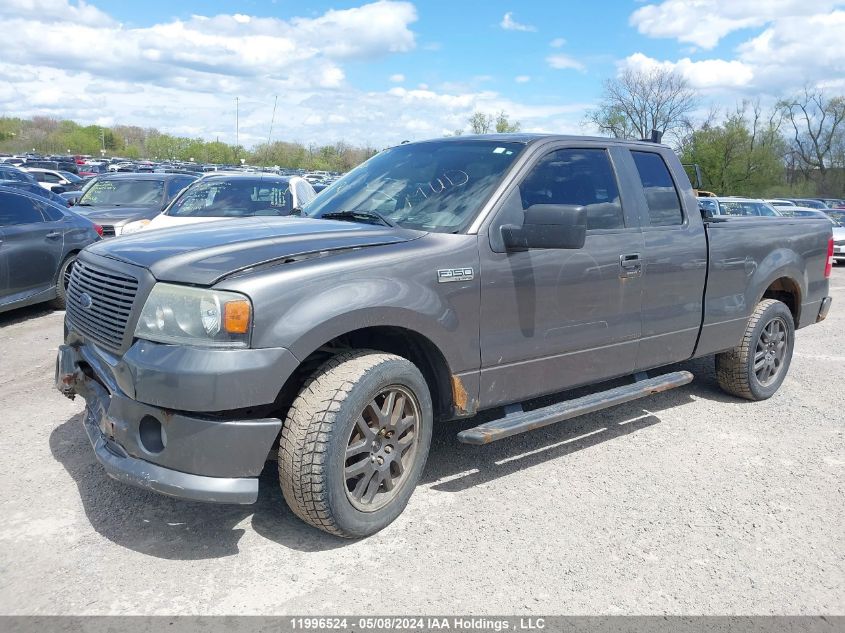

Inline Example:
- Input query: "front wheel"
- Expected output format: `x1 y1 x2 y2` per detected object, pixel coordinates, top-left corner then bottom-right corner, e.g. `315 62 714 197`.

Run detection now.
278 350 433 538
716 299 795 401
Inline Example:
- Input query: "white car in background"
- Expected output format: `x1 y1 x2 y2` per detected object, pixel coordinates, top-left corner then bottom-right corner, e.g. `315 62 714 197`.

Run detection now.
24 167 83 192
122 173 316 234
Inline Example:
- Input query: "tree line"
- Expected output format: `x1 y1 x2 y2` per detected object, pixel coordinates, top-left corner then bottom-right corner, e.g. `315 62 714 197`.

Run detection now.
3 77 843 197
0 116 379 172
587 70 845 197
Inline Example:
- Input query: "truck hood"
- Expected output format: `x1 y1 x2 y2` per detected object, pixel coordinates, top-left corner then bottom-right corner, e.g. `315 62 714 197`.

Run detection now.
86 216 425 285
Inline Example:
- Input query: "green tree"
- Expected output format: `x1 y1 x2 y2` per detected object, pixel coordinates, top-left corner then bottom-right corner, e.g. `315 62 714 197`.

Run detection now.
680 102 787 196
468 111 493 134
494 111 521 133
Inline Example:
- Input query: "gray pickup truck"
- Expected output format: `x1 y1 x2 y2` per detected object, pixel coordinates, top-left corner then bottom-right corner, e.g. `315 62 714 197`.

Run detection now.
56 135 834 538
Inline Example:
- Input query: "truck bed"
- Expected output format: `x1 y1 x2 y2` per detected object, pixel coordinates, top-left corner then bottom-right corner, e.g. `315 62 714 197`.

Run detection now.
695 216 832 358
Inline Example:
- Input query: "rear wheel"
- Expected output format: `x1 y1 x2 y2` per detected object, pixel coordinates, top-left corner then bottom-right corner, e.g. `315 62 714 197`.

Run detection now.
278 350 433 538
716 299 794 401
51 254 76 310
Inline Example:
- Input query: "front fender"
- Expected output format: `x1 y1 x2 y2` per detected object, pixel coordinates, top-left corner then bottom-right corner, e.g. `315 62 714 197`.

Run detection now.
224 234 482 376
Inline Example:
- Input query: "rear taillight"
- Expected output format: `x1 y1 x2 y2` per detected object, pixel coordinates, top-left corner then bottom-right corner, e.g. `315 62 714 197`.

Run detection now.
94 224 104 237
825 237 834 278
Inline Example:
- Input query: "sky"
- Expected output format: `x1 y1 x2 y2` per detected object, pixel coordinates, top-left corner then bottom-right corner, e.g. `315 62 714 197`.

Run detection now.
1 0 843 148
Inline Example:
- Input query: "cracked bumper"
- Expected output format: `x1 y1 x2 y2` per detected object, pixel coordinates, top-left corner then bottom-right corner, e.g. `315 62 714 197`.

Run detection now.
56 344 282 504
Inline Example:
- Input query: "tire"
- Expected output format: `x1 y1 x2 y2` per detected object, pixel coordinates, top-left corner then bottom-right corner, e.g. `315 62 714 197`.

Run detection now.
51 254 77 310
716 299 795 401
279 350 433 538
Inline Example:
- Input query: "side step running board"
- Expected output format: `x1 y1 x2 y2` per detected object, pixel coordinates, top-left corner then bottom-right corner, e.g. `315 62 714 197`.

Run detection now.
457 371 693 445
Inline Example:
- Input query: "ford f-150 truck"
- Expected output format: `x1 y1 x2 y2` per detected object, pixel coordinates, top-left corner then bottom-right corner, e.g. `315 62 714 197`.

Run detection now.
55 135 834 538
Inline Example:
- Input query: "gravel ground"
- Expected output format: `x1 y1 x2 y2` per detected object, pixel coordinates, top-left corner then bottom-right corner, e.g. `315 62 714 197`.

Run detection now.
0 269 843 615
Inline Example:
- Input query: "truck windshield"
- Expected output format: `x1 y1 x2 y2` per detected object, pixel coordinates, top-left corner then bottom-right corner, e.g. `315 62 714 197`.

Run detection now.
304 140 525 232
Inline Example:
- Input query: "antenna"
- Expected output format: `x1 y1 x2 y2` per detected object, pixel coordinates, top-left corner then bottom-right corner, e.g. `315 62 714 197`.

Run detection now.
235 96 239 163
266 95 278 166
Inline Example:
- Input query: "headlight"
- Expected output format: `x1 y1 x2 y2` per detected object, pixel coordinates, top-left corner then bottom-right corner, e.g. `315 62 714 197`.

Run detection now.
135 283 252 348
121 219 150 235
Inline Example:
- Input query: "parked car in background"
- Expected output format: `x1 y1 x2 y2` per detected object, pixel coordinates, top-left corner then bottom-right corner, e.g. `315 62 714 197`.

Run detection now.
698 197 781 218
788 198 829 210
79 164 106 177
71 173 198 237
0 164 38 185
0 179 72 207
816 198 843 208
0 186 101 313
24 168 84 193
765 199 796 208
827 210 845 264
776 206 836 221
121 173 316 234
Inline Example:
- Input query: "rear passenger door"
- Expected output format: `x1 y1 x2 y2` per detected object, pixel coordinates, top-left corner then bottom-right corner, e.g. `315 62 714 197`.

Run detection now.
478 144 645 408
625 149 708 370
0 192 64 303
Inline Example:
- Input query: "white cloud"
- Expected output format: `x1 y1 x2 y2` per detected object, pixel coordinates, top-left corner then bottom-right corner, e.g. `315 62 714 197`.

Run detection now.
550 37 566 48
631 0 837 49
389 73 405 82
623 8 845 94
546 54 586 72
500 12 536 32
0 0 599 147
622 53 754 89
515 75 531 83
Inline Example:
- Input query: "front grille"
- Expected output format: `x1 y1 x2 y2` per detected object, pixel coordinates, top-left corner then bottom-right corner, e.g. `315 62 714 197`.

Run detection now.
835 239 845 246
100 225 116 238
66 261 139 353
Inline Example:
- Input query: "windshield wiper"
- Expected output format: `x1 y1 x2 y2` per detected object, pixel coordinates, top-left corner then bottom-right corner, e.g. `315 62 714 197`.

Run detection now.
321 210 396 227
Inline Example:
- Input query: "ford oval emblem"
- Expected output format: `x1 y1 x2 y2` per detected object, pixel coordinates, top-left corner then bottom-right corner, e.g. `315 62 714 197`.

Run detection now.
79 292 93 310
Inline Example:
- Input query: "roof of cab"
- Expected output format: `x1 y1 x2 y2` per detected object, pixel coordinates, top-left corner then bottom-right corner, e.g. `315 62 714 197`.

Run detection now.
405 133 670 149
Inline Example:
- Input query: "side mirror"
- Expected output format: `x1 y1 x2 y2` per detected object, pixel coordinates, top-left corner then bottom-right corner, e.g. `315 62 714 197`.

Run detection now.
501 204 587 251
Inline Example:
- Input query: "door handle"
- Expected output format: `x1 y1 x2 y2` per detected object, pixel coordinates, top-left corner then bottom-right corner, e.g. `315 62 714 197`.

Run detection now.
620 253 642 278
45 231 62 240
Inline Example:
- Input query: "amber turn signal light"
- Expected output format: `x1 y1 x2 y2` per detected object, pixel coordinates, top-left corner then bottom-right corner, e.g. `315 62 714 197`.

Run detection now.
223 300 251 334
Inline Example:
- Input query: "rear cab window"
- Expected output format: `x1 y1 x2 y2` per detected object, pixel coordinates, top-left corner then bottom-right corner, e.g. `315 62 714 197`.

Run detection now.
631 151 684 227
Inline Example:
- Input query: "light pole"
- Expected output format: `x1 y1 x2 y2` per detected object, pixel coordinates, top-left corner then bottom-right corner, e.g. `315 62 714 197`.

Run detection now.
235 96 240 163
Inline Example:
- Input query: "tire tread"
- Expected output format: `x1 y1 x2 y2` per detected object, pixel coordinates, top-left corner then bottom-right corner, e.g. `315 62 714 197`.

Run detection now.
715 299 784 400
278 350 406 537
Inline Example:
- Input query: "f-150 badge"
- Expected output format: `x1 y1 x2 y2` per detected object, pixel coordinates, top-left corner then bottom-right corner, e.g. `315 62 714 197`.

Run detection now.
437 268 474 283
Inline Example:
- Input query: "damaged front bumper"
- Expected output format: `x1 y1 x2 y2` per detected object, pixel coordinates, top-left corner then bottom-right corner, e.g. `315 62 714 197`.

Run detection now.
56 343 282 504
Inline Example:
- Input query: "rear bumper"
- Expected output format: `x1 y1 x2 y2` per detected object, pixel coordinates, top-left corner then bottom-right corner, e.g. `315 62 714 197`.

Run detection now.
56 344 282 504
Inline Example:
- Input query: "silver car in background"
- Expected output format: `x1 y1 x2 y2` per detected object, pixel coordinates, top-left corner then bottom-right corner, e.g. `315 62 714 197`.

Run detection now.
698 196 782 218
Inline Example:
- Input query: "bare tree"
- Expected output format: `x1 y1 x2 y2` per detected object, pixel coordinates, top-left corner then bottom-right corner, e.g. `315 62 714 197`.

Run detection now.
587 68 698 143
778 87 845 192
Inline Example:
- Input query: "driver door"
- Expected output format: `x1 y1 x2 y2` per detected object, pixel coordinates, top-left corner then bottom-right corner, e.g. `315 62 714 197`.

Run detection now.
478 144 645 408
